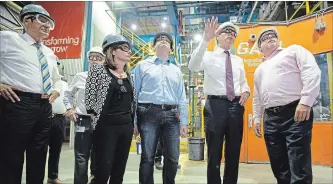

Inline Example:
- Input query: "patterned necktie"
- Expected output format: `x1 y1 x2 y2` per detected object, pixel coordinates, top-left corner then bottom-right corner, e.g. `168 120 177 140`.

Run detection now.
224 51 235 101
34 43 52 95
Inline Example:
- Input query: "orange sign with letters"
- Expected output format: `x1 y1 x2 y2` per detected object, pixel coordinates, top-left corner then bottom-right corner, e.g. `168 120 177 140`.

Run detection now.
37 2 85 59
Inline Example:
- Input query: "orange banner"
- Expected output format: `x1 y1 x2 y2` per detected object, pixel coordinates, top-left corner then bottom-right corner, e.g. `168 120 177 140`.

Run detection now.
37 2 85 59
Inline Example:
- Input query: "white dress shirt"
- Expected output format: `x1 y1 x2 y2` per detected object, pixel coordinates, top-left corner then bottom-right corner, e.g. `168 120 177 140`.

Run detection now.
0 31 62 94
63 71 89 116
52 81 68 114
188 39 250 96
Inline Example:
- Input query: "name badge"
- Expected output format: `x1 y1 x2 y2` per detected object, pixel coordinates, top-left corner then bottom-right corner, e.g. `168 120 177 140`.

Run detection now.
76 126 85 133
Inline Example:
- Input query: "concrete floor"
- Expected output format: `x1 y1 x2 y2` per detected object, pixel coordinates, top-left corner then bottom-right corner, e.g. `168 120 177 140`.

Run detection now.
22 144 333 184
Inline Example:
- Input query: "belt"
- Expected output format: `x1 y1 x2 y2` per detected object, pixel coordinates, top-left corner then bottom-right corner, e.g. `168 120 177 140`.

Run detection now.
77 114 91 119
53 113 64 117
266 100 300 113
207 95 241 100
14 91 49 99
138 103 178 110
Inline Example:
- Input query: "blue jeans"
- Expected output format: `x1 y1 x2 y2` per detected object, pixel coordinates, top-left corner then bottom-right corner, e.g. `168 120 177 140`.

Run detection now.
137 104 180 184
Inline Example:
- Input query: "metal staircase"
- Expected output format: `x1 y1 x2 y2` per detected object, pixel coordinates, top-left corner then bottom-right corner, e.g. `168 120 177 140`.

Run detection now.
120 25 154 69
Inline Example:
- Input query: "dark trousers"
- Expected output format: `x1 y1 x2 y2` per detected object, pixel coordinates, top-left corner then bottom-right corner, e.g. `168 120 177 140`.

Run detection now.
74 115 96 184
155 138 163 162
137 104 180 184
264 100 313 184
0 93 53 184
204 97 244 184
90 115 133 184
48 114 67 179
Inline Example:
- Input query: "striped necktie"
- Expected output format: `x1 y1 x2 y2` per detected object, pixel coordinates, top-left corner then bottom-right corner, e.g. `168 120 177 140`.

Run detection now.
34 43 52 95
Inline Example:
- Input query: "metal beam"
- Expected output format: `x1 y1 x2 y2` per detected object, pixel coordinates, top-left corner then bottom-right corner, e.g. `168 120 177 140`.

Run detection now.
164 1 178 25
309 1 323 14
122 11 168 18
122 12 236 20
184 14 230 20
128 2 138 16
176 2 218 8
289 1 305 21
246 1 258 23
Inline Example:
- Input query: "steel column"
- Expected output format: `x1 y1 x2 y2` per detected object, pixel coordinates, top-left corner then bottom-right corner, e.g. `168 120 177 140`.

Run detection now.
83 1 93 71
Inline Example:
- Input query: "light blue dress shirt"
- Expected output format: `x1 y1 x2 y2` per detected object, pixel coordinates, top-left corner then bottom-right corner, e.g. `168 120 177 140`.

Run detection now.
134 56 188 125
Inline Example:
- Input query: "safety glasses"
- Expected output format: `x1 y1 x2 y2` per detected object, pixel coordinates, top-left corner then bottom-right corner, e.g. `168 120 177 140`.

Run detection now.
26 14 55 30
221 28 237 37
88 54 104 61
260 33 278 43
156 35 172 44
115 45 131 53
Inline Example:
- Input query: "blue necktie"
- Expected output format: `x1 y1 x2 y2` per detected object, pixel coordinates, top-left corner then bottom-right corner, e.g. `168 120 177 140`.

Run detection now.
34 43 52 95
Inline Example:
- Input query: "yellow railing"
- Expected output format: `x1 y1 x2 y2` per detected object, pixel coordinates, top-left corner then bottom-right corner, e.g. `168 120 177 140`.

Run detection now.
129 42 151 69
120 25 155 69
121 25 152 54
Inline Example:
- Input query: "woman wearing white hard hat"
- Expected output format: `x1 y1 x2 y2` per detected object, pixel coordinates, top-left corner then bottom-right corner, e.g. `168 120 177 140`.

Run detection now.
85 34 135 184
63 46 105 184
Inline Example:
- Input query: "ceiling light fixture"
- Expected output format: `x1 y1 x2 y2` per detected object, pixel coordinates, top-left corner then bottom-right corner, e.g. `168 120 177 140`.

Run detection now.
194 34 202 42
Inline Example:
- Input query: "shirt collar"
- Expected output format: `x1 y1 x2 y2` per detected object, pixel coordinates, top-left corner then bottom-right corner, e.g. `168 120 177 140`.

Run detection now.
261 46 283 62
22 33 43 46
216 47 231 54
151 55 170 64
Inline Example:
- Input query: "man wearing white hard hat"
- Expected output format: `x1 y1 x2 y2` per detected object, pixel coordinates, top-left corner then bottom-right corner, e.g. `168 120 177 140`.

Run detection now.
63 46 105 184
188 17 250 184
0 4 63 184
253 27 321 184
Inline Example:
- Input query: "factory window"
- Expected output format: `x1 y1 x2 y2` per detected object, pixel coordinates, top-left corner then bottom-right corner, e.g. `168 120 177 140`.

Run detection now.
313 52 332 122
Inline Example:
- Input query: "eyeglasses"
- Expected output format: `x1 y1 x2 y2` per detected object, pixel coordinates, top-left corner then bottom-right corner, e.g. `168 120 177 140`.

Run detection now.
260 33 278 43
115 45 131 53
221 28 237 37
156 35 171 43
26 14 55 30
89 55 104 61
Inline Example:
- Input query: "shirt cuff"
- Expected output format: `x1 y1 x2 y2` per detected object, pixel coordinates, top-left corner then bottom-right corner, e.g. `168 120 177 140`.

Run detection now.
254 117 262 125
53 88 61 94
299 96 316 107
65 104 73 110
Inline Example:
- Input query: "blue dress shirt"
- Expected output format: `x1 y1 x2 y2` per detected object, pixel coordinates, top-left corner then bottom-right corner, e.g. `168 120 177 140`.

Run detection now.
134 56 188 125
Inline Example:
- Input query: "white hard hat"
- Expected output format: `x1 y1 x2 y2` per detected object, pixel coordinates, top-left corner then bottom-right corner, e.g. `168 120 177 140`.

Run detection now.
217 21 240 34
87 46 105 57
257 27 279 48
